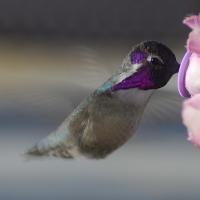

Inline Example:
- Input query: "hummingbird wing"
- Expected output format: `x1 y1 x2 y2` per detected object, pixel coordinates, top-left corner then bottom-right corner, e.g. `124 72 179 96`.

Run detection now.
0 45 109 121
0 76 183 126
141 88 184 126
65 45 111 89
0 76 91 120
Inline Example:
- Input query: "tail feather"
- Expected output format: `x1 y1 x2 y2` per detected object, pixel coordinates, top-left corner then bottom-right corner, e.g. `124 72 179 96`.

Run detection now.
25 138 81 159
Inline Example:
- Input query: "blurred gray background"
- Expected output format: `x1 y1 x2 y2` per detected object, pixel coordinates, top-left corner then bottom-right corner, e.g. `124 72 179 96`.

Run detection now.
0 0 199 39
0 1 200 200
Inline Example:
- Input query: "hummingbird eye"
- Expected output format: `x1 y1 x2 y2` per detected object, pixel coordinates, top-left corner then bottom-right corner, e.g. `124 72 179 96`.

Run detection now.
150 57 160 65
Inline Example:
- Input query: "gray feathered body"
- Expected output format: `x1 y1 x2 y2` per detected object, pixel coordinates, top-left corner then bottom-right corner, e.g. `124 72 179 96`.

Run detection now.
31 87 153 159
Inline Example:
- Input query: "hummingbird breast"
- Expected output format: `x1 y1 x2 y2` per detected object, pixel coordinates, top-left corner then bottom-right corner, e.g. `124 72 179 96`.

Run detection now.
66 87 154 159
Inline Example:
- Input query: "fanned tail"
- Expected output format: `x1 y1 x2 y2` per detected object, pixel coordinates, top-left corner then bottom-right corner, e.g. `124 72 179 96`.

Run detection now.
24 133 80 159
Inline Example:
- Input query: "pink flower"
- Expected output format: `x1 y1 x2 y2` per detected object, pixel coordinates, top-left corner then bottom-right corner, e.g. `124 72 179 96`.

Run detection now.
184 14 200 55
184 14 200 96
179 14 200 148
182 94 200 149
185 53 200 96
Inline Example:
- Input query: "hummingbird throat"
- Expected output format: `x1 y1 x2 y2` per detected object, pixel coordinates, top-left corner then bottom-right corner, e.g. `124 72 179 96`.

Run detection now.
112 66 154 91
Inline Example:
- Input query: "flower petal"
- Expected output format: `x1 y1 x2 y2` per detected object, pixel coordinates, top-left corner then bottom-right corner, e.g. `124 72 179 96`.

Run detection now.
185 53 200 95
183 14 200 55
186 31 200 55
182 94 200 149
183 14 200 30
184 93 200 109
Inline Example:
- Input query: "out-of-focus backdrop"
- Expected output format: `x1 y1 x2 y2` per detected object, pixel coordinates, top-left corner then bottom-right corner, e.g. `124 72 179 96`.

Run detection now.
1 1 200 200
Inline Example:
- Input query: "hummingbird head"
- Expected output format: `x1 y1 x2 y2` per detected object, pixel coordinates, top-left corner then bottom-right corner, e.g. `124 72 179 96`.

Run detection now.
111 41 180 91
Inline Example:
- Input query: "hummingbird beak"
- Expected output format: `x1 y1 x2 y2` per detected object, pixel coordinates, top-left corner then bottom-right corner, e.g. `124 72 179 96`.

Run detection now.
174 61 180 73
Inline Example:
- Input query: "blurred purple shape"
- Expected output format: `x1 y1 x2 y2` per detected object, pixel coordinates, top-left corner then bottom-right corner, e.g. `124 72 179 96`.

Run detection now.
178 51 192 98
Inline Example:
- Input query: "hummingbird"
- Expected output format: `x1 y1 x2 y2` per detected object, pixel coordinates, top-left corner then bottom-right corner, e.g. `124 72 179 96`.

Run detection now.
26 40 180 159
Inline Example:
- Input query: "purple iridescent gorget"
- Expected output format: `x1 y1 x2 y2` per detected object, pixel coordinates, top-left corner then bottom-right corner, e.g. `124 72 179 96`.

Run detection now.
112 51 154 91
